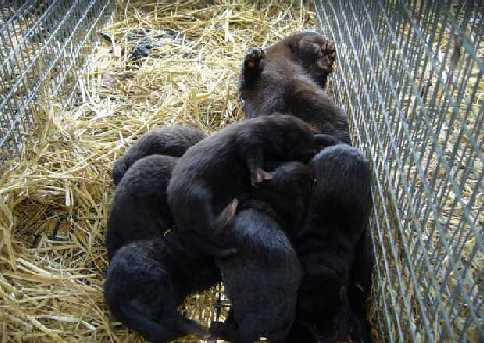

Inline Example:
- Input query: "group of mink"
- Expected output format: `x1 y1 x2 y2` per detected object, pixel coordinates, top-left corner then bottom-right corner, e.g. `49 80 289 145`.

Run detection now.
104 32 374 343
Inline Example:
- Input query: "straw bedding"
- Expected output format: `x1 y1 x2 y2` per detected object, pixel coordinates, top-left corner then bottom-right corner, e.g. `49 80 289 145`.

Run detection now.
0 1 320 342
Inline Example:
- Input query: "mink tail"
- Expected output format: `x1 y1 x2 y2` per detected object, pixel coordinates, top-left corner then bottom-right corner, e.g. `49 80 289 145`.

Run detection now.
113 301 209 343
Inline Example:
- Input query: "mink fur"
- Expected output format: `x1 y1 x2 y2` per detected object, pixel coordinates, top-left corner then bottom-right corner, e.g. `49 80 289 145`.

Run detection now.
106 154 177 260
167 115 318 258
291 144 373 343
112 125 206 185
104 233 220 342
209 161 313 343
239 32 350 144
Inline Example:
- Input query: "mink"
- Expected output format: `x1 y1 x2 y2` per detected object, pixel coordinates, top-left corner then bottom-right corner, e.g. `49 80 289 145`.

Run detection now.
209 162 313 343
107 152 237 259
167 114 320 258
112 125 206 185
105 153 231 342
104 233 221 342
291 144 373 343
106 154 177 260
239 31 350 144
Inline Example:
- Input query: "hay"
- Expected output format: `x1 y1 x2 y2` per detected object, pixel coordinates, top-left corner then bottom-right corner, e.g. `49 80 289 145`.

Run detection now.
0 1 317 342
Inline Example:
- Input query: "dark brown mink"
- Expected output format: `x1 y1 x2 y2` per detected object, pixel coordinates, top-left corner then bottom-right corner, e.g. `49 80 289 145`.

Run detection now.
104 232 220 343
290 144 373 343
209 162 313 343
112 125 206 185
247 159 316 239
238 31 351 144
105 154 234 341
166 115 319 258
106 154 177 260
107 153 236 260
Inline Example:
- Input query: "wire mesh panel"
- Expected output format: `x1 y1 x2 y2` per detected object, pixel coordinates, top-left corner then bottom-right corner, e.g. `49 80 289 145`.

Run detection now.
0 0 114 160
315 0 482 342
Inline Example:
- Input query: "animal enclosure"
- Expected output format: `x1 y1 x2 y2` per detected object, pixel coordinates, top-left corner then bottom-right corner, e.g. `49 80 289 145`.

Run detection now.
315 0 482 342
0 0 114 158
0 0 482 342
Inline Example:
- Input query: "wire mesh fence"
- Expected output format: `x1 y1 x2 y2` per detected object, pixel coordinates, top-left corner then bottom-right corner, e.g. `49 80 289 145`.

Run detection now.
0 0 114 160
0 0 481 341
315 0 483 342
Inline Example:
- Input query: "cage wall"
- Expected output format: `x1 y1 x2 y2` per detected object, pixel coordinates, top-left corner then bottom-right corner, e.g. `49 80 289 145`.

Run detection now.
315 0 483 342
0 0 115 160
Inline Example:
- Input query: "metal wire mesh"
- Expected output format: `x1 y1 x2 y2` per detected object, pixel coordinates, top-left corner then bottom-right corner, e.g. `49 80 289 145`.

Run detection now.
0 0 114 160
315 0 483 341
0 0 481 341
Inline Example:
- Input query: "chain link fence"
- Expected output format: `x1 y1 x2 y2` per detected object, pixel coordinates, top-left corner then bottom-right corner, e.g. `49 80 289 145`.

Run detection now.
315 0 483 342
0 0 114 160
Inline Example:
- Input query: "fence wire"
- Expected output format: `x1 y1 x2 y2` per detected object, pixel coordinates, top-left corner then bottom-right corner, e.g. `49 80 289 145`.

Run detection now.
0 0 114 160
315 0 483 342
0 0 481 342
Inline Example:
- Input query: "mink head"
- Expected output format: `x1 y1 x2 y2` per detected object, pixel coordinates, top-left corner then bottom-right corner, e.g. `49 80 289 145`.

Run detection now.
287 31 336 88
